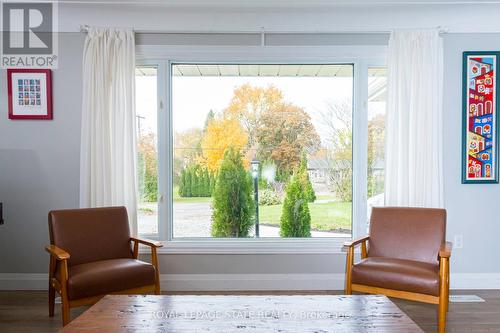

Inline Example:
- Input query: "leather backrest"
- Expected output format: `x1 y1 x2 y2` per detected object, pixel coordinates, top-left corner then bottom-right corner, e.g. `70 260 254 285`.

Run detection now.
368 207 446 264
48 206 133 266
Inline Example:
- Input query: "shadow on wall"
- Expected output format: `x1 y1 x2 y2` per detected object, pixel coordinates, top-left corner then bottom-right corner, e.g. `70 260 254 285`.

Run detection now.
0 149 52 272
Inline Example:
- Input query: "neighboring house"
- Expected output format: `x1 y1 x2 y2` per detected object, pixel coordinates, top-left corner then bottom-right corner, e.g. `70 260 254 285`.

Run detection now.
307 157 332 184
307 157 352 191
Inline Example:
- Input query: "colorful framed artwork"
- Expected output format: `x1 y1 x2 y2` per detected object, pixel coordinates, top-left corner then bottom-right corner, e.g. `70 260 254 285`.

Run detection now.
462 52 499 184
7 69 53 120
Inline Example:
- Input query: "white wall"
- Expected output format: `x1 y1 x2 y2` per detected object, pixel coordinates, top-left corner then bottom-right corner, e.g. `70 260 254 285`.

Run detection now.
0 33 84 274
442 34 500 274
1 4 500 290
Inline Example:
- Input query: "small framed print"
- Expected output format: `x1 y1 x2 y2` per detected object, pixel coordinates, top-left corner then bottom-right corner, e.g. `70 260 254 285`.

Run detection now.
7 69 52 120
462 52 499 183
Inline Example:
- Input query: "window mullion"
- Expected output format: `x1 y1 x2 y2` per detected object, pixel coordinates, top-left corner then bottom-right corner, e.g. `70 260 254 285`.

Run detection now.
352 60 369 239
157 60 170 241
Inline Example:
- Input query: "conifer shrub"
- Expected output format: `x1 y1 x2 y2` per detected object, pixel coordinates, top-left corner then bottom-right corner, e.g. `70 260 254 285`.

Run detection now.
211 147 255 237
298 153 316 203
178 165 214 197
279 172 311 238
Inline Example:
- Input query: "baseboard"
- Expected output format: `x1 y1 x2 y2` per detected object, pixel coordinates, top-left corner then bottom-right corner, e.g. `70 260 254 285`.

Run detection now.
2 272 500 291
0 273 48 290
160 273 345 291
450 273 500 290
0 273 344 291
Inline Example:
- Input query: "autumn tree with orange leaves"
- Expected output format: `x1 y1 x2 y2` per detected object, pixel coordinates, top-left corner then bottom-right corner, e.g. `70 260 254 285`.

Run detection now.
200 116 248 173
223 84 319 175
256 103 319 175
224 84 283 148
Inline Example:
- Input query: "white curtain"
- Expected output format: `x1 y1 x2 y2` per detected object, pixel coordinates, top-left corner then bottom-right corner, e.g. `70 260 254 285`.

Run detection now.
385 29 444 208
80 27 138 234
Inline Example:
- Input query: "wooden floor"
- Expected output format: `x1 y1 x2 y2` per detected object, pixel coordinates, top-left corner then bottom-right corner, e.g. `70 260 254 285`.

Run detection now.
1 290 499 333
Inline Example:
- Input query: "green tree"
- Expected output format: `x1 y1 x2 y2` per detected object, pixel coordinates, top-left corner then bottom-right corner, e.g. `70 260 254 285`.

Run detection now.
178 168 186 197
211 147 255 237
191 165 200 197
210 173 216 194
185 168 192 197
179 165 214 197
298 153 316 203
279 172 311 237
203 169 211 197
137 133 158 202
367 114 385 197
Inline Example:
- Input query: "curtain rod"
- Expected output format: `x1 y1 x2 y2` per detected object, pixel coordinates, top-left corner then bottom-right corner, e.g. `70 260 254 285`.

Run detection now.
79 24 500 35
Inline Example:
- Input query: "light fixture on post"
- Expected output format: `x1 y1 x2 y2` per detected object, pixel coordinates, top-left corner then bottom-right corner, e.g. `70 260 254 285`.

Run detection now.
251 158 260 238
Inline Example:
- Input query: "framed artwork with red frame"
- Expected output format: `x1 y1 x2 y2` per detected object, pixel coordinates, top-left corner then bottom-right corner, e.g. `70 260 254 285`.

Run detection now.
7 69 53 120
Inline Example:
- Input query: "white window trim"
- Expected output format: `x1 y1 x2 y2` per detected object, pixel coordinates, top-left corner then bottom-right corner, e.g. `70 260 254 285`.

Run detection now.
137 44 386 254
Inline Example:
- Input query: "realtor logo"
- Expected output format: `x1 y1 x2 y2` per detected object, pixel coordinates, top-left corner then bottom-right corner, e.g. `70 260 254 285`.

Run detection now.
1 1 58 68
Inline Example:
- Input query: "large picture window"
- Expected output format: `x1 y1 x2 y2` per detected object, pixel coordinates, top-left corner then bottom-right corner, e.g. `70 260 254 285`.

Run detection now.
171 64 353 238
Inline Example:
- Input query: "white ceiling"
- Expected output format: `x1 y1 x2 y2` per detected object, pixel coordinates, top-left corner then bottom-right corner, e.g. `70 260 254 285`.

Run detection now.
56 0 500 7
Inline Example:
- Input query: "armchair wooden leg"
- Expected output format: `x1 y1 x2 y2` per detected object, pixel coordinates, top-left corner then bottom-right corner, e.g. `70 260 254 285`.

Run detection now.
48 285 55 317
48 256 56 317
60 260 71 326
61 292 70 326
152 247 161 295
438 257 449 333
345 247 354 295
438 296 447 333
445 267 450 312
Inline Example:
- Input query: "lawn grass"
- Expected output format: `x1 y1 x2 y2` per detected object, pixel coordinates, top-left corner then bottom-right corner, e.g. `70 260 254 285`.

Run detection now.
259 201 352 232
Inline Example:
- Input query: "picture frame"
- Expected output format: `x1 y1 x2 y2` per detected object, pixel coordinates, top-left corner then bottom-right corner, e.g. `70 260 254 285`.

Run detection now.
462 51 500 184
7 69 53 120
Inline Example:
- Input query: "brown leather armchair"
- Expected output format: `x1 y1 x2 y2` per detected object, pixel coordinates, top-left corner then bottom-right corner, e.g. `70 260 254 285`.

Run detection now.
45 206 162 326
344 207 451 333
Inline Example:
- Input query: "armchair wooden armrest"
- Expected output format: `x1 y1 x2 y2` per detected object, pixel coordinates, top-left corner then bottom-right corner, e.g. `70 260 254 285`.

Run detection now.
344 236 369 295
130 237 163 248
45 244 70 260
439 241 452 259
343 236 370 249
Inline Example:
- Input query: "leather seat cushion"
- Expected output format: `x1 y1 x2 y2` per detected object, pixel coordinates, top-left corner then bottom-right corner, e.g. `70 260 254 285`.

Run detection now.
351 257 440 296
59 258 156 300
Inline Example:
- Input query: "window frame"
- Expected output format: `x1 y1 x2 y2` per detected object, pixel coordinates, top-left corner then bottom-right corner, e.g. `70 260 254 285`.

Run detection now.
136 45 386 254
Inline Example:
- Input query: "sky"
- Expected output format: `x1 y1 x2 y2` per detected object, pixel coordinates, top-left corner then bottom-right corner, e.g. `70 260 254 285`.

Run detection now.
171 76 353 139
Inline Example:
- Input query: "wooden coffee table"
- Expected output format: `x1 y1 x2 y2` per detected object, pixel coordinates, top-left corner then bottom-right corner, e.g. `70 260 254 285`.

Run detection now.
59 294 423 332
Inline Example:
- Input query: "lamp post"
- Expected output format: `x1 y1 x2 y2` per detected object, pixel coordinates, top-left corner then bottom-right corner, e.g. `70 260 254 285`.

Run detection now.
251 158 260 238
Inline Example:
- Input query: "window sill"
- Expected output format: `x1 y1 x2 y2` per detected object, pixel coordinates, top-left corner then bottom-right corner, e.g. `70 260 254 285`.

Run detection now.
138 237 351 255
